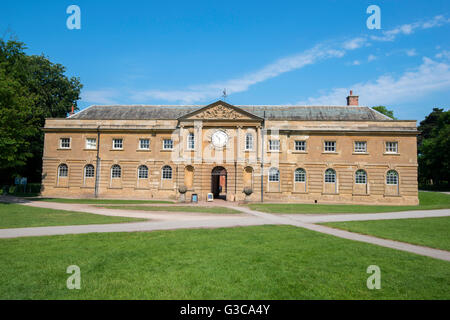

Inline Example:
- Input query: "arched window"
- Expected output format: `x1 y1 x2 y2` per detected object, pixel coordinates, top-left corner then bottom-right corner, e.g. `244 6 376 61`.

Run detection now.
138 165 148 179
58 164 68 177
162 165 172 180
268 167 280 182
355 170 367 184
84 164 95 178
111 165 121 178
245 133 254 150
294 168 306 182
324 169 336 183
386 170 398 185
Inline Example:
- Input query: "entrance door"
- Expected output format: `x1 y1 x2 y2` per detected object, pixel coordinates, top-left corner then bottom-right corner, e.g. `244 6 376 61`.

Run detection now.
211 167 227 200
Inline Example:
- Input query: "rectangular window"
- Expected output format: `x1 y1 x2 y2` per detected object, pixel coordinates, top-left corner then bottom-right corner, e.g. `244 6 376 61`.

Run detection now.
187 133 195 150
60 138 71 149
295 140 306 151
163 139 173 150
245 134 254 151
385 141 398 153
269 140 280 151
324 141 336 152
354 141 367 153
139 139 150 150
85 138 97 149
113 139 123 150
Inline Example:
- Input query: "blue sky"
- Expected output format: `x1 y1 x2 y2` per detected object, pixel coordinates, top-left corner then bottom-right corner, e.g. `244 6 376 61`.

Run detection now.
1 0 449 121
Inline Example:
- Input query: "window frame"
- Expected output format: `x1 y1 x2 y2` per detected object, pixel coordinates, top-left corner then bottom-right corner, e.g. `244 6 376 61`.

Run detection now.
268 167 280 182
111 164 122 178
112 138 123 150
85 138 97 150
58 164 68 177
269 139 280 151
162 165 173 180
84 164 95 178
385 141 398 154
324 168 336 183
354 141 367 153
386 170 399 185
355 169 367 184
294 168 306 182
245 133 254 151
138 165 149 179
324 141 336 153
60 138 71 149
139 138 150 150
294 140 306 152
163 139 174 150
187 133 195 150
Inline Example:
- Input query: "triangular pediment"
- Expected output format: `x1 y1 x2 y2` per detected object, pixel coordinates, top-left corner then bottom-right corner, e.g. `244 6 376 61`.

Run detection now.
179 100 262 121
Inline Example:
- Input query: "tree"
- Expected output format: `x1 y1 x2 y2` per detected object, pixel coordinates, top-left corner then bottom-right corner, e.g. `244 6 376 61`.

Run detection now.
372 106 396 119
417 107 444 146
0 38 82 183
417 109 450 186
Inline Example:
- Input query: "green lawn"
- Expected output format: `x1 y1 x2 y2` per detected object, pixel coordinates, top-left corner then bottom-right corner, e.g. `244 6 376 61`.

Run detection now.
100 205 242 214
322 217 450 251
248 191 450 214
0 225 448 299
0 203 146 229
32 198 174 204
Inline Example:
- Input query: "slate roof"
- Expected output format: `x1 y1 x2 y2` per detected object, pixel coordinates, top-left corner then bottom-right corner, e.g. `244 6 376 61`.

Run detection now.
69 103 393 121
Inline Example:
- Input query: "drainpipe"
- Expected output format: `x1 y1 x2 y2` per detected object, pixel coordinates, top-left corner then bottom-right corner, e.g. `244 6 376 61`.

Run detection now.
260 111 266 202
94 125 101 198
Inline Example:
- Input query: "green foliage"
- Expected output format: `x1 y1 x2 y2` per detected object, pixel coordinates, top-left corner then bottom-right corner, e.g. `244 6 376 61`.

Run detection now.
0 38 82 183
372 105 396 119
418 108 450 186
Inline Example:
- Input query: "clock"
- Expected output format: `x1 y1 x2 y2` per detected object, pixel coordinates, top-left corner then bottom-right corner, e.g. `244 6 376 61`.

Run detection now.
211 130 229 148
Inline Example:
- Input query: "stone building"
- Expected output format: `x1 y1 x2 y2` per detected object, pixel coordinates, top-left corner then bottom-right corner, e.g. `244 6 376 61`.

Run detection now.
41 92 419 205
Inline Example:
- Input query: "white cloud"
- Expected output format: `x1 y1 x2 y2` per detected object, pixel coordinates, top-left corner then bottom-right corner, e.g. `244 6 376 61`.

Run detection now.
86 15 449 105
298 57 450 106
371 15 450 42
343 37 367 50
368 54 377 62
352 60 361 65
435 50 450 60
130 45 346 103
406 49 417 56
82 90 120 105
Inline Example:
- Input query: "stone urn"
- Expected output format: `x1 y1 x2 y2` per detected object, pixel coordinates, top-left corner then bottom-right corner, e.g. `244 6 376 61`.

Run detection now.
178 185 187 203
243 187 253 203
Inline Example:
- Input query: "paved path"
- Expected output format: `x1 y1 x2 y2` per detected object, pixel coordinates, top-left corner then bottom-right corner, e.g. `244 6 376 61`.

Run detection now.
283 209 450 223
1 196 450 262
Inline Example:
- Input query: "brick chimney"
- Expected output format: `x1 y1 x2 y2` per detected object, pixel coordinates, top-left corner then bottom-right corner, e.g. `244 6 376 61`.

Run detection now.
346 90 359 106
68 104 75 117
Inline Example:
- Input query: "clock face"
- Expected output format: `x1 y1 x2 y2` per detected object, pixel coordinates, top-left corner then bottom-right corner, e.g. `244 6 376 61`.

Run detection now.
211 130 228 148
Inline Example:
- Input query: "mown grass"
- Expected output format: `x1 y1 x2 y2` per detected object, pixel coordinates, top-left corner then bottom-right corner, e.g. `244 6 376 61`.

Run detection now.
248 192 450 214
0 225 448 299
0 203 146 229
32 198 174 204
100 205 242 214
322 217 450 251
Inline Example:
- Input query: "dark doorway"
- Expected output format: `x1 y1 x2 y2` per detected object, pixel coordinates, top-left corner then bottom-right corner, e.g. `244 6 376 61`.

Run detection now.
211 166 227 200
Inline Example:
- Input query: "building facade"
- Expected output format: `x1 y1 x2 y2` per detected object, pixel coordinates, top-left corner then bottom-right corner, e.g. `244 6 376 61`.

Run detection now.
41 93 419 205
